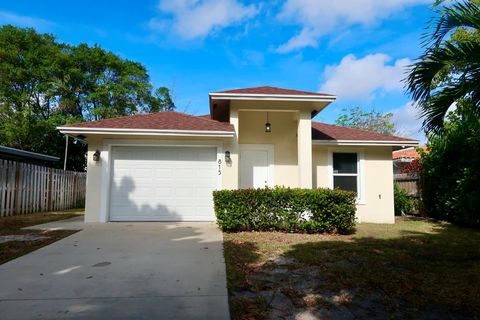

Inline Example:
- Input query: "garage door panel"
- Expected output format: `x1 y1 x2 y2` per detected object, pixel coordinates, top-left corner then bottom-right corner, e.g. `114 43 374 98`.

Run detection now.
153 187 174 197
109 146 217 221
175 168 196 178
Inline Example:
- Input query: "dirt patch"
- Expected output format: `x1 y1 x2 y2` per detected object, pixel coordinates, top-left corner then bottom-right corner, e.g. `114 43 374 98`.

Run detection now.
224 219 480 319
230 257 478 319
0 211 82 265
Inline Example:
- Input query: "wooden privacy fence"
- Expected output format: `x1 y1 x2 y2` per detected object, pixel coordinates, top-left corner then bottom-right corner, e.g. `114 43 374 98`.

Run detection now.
394 173 421 197
0 160 86 217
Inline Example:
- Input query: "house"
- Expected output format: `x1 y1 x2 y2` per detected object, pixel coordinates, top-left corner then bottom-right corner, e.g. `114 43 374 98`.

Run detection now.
0 145 60 166
392 146 427 174
58 86 418 224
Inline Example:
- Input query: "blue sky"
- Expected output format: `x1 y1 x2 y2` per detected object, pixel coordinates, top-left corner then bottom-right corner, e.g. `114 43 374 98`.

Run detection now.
0 0 436 140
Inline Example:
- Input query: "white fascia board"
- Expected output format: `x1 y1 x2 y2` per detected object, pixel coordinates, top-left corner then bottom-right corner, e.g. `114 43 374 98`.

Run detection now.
313 139 419 147
393 146 416 152
57 126 235 137
393 158 415 163
209 92 336 102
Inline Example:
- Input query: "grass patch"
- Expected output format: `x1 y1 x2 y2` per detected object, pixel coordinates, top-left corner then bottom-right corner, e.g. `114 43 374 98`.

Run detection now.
0 210 82 264
223 216 480 318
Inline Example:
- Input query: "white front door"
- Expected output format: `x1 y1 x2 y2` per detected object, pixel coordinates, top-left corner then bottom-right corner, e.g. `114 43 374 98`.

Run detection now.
239 145 274 189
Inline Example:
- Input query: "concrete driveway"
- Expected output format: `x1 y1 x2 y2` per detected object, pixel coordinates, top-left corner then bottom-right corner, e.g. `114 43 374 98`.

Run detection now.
0 217 230 319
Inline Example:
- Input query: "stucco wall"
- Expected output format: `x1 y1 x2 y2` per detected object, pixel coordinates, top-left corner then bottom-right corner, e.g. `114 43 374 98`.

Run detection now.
83 134 226 222
84 136 103 223
313 145 395 223
84 134 395 224
238 110 299 187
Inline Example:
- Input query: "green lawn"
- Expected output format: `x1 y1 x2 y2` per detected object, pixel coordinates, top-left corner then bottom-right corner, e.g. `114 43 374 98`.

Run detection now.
223 217 480 319
0 210 82 265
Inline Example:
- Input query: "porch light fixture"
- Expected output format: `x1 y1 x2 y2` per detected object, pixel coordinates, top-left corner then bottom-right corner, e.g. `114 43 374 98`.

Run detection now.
225 151 231 163
93 150 101 162
265 112 271 133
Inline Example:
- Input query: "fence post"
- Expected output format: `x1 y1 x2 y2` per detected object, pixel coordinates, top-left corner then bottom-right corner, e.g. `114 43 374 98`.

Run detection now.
0 160 6 217
47 167 53 211
14 162 22 215
72 173 77 208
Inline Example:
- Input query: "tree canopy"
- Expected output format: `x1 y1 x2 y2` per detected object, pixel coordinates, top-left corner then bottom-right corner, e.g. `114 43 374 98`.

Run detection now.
0 25 174 170
334 106 397 135
405 1 480 133
405 1 480 227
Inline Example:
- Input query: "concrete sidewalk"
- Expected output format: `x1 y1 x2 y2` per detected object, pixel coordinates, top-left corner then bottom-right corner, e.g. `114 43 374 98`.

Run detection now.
0 217 230 319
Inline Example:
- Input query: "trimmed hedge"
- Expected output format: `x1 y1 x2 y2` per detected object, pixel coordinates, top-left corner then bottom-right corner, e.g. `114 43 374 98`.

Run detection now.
213 187 357 234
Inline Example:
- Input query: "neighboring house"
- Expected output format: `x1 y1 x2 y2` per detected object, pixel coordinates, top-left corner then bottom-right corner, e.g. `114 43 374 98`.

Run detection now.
392 146 427 174
58 86 418 224
0 145 60 166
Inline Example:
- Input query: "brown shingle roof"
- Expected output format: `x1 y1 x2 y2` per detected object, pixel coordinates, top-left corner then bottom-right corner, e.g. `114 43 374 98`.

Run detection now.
312 122 417 142
61 111 234 132
212 86 334 96
61 111 416 143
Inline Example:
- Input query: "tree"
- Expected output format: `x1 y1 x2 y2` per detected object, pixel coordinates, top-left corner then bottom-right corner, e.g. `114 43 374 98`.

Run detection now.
420 103 480 226
405 1 480 227
405 1 480 133
149 87 175 112
0 25 175 171
335 106 397 135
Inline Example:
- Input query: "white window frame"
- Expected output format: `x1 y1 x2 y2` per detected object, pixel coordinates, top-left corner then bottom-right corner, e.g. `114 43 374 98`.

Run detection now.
327 149 365 204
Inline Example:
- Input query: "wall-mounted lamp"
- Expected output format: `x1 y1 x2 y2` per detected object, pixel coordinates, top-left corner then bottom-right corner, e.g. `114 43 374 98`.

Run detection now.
225 151 231 164
93 150 101 162
265 112 271 133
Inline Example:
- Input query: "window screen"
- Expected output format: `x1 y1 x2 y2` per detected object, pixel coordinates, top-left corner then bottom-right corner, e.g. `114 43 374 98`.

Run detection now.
333 153 357 174
333 153 358 194
333 176 357 193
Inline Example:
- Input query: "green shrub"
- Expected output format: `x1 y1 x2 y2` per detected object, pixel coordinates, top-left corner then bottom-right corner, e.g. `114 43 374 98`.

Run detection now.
421 109 480 227
394 182 416 215
213 187 357 234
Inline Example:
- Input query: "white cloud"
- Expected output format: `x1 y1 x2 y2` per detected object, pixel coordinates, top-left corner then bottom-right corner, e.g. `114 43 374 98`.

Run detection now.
0 11 54 31
319 53 411 100
149 0 258 40
276 0 428 53
391 101 425 142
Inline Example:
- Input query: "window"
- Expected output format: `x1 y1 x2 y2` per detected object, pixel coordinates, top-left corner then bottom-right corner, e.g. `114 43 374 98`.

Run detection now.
333 153 358 193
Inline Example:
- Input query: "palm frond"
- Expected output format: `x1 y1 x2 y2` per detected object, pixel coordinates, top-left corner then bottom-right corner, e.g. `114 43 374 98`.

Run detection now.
432 1 480 46
407 42 480 131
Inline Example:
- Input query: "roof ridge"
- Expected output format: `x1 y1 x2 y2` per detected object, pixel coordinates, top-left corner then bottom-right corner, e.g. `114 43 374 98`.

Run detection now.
212 85 334 96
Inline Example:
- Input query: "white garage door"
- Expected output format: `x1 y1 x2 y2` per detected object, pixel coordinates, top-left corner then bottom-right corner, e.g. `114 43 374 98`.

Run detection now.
109 146 218 221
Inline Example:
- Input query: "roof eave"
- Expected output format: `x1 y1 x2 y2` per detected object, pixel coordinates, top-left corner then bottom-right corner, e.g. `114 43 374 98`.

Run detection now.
209 92 336 102
0 145 60 162
393 158 416 162
312 139 419 147
57 126 235 138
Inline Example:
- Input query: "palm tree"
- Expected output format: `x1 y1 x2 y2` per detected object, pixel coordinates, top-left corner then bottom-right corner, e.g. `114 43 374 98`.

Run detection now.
405 1 480 133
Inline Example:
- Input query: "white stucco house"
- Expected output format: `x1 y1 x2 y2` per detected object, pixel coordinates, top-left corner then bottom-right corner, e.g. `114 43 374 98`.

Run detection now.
58 86 418 224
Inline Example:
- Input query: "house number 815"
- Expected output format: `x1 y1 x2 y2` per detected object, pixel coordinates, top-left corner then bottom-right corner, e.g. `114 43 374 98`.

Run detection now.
218 159 222 175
